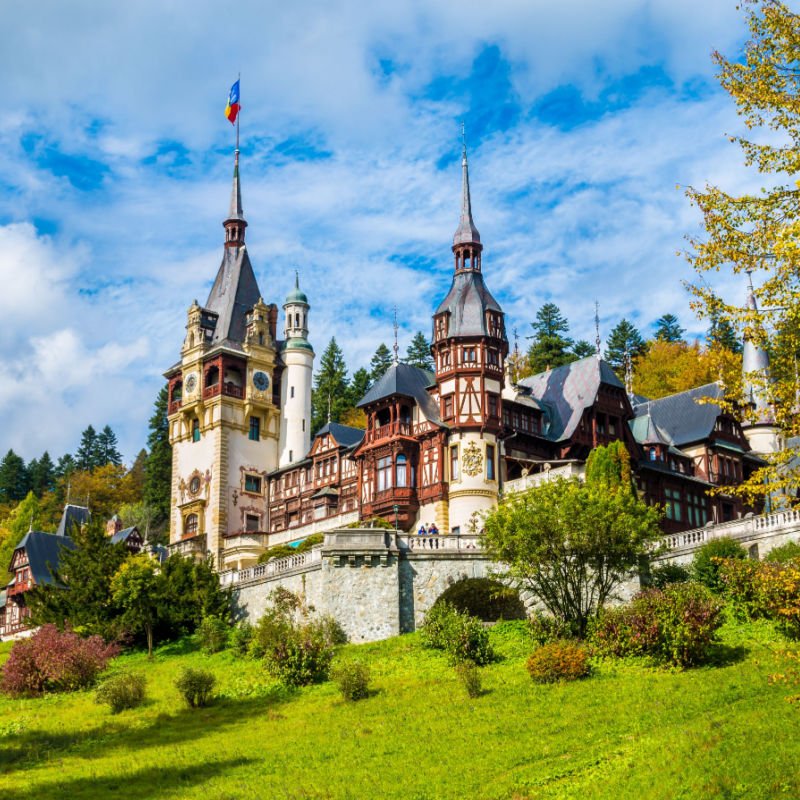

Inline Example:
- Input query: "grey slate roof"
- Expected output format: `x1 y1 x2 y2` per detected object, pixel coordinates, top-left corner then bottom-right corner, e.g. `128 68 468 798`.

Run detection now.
357 363 441 424
56 504 90 538
12 531 75 586
315 422 365 449
518 356 624 442
631 383 724 447
110 526 140 545
204 246 262 344
434 271 504 339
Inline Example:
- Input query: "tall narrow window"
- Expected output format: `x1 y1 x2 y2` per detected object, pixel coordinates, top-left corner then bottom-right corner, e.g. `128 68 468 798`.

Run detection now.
450 445 460 481
377 456 392 491
249 416 260 441
396 454 407 487
184 513 198 536
290 386 295 398
192 419 200 442
488 394 498 418
486 445 495 480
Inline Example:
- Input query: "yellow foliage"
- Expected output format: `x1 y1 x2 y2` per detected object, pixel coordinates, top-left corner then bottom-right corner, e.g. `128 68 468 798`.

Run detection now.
339 407 367 430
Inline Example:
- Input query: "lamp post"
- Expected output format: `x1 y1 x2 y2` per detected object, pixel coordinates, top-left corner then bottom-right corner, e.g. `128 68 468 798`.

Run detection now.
393 504 399 533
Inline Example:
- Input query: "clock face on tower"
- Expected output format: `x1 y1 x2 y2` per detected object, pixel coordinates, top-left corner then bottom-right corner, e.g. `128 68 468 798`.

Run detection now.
185 373 198 394
253 371 270 391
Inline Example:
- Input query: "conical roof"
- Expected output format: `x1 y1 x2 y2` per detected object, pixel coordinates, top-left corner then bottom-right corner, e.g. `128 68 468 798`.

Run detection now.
453 145 481 247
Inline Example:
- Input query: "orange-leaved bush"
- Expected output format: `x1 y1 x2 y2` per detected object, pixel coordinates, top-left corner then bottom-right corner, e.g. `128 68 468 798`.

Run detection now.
526 641 591 684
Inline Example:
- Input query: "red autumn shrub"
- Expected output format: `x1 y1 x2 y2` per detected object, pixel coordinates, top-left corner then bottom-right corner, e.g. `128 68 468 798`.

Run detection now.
1 624 119 696
526 640 591 684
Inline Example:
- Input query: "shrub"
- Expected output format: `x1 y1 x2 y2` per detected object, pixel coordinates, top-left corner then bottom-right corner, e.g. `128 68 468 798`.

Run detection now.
257 544 299 564
590 583 724 668
437 578 526 622
297 533 324 553
421 602 494 665
0 625 119 697
526 641 590 684
720 557 800 638
331 660 370 701
318 614 348 646
175 667 216 708
230 621 254 657
648 562 691 589
95 673 146 713
765 541 800 564
454 661 482 698
528 611 579 646
197 615 229 654
692 537 747 592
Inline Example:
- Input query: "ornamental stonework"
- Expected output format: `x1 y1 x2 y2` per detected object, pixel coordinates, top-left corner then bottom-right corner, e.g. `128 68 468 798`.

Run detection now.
462 442 483 477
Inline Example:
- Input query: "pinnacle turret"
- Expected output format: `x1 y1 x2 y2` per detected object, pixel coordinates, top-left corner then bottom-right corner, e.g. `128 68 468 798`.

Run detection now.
223 149 247 246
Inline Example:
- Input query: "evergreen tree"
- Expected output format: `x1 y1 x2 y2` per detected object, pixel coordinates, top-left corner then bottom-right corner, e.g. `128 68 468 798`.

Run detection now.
0 492 42 578
0 449 30 504
572 340 596 359
605 319 647 372
311 338 350 434
26 519 130 640
369 343 394 384
526 303 575 374
96 425 123 466
653 314 686 343
75 425 99 471
144 386 172 523
348 367 372 407
128 448 148 498
708 311 743 354
55 453 77 481
28 451 55 497
404 331 434 371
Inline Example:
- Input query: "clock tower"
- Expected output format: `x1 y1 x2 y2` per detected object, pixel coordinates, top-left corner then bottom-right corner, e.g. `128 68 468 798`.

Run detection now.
165 148 281 565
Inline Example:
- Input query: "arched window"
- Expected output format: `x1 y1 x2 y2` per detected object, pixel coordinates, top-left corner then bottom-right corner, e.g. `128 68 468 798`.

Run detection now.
185 513 198 537
396 454 407 487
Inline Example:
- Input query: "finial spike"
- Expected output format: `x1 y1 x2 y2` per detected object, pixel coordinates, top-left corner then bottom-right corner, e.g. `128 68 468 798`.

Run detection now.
392 306 400 366
453 121 481 249
624 345 634 400
295 270 300 289
594 301 601 359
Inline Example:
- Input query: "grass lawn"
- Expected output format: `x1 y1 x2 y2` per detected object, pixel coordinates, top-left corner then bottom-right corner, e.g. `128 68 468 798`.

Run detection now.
0 619 798 800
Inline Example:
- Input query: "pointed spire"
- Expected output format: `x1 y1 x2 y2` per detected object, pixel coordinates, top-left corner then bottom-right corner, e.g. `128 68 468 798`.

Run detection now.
392 306 400 366
594 301 601 360
742 270 774 424
228 149 245 222
453 124 481 248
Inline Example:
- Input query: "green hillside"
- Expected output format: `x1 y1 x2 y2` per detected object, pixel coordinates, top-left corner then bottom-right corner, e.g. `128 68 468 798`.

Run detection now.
1 620 798 800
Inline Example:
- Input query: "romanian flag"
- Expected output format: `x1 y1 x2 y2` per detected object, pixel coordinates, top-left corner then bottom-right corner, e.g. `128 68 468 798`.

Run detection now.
225 80 240 124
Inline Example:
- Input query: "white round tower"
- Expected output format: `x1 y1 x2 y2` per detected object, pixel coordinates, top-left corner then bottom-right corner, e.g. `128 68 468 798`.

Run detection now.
279 275 314 466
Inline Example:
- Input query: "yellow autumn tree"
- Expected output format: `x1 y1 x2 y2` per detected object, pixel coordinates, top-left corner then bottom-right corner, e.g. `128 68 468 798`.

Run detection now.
632 340 741 400
685 0 800 503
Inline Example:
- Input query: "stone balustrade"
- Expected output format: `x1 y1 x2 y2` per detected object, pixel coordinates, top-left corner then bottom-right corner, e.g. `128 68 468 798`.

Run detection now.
167 534 207 558
220 545 322 587
399 534 483 551
660 508 800 556
503 462 585 494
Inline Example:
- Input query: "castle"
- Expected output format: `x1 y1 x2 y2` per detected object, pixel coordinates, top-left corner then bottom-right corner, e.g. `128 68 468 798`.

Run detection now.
164 141 783 574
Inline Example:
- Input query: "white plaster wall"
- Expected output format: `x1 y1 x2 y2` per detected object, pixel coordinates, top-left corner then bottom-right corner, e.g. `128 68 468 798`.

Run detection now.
447 432 499 534
279 348 313 467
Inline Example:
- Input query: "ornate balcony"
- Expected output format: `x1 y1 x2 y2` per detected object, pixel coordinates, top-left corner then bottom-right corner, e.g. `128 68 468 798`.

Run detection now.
203 382 244 401
168 534 208 559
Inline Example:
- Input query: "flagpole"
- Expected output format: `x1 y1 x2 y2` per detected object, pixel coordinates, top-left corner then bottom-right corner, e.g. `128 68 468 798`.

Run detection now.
236 71 240 153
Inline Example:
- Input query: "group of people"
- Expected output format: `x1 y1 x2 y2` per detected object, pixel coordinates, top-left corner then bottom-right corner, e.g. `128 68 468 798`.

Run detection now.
416 522 440 536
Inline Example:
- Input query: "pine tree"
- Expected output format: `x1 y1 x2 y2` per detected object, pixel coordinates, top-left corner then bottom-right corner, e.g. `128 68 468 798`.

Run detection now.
144 386 172 523
708 311 743 354
29 451 55 497
0 492 42 578
572 340 596 359
653 313 686 343
311 338 350 434
55 453 77 481
0 450 30 503
75 425 99 471
128 448 148 498
526 303 575 374
404 331 434 371
96 425 123 466
348 367 372 407
605 319 647 372
369 343 394 384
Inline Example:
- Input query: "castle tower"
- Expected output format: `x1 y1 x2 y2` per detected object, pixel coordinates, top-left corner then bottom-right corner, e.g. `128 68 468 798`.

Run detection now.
279 274 314 466
165 148 281 565
431 141 508 534
741 275 780 455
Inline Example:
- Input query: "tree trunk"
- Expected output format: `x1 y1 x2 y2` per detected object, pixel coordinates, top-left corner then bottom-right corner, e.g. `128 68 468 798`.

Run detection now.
146 624 153 659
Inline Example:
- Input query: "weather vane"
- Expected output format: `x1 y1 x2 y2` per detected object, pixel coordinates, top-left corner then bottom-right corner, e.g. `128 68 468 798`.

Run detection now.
393 306 400 366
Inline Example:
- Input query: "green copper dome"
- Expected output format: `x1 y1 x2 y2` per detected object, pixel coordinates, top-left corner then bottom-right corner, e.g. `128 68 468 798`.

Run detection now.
285 272 308 306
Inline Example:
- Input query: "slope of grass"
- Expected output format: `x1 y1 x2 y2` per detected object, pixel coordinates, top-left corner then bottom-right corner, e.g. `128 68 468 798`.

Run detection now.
0 619 798 800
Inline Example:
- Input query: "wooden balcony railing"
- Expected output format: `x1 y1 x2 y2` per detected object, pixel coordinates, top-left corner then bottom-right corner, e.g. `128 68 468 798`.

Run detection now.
168 400 182 414
203 382 244 400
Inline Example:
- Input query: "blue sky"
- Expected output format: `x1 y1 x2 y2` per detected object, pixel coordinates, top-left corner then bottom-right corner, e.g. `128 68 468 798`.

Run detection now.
0 0 759 462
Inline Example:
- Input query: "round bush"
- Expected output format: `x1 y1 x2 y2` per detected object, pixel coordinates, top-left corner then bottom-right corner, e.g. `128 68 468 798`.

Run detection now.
420 602 494 665
648 562 691 589
765 541 800 564
95 673 146 714
526 641 591 684
692 537 748 592
437 578 526 622
230 621 254 657
197 615 229 654
528 612 579 646
175 667 216 708
331 660 370 701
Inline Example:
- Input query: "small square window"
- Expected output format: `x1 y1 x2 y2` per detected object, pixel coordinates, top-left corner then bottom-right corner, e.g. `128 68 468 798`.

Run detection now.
245 514 260 532
244 474 262 494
